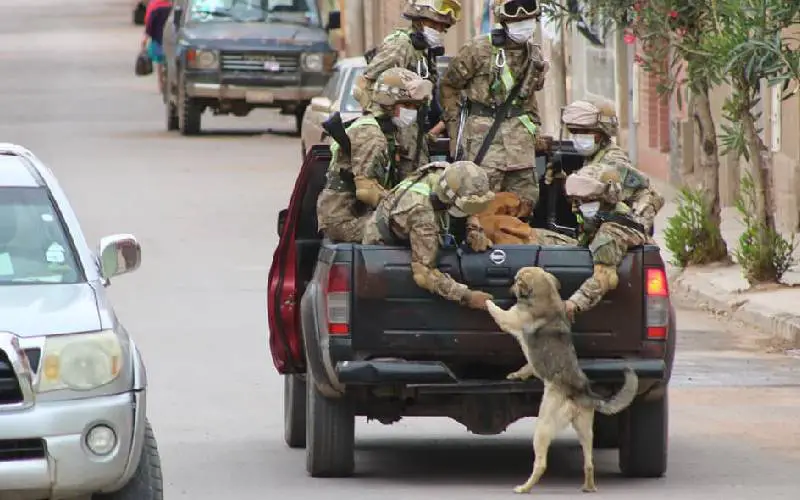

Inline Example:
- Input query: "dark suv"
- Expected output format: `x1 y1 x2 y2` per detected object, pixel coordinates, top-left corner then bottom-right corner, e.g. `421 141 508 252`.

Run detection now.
161 0 340 135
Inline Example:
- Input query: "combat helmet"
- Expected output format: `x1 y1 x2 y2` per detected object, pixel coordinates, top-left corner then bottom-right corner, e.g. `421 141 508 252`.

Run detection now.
370 67 434 107
434 161 495 216
402 0 462 27
561 99 619 138
493 0 540 22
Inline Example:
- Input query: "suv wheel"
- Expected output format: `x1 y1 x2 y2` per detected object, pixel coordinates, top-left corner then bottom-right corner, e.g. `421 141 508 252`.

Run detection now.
178 80 202 136
165 78 179 132
305 374 354 477
93 420 163 500
619 393 668 478
294 106 306 135
284 374 306 448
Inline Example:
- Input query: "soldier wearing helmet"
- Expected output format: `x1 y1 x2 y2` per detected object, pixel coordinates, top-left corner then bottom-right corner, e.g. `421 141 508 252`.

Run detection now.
317 68 433 243
440 0 549 252
353 0 463 180
362 161 496 310
560 99 666 321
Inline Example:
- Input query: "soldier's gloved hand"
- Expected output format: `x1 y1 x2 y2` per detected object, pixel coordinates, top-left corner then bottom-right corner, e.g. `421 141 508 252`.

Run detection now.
466 227 493 252
564 300 577 323
464 290 494 311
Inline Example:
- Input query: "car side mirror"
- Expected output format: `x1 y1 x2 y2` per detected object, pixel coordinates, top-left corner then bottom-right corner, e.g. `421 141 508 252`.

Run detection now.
278 209 288 237
98 234 141 280
173 6 183 28
326 11 341 31
310 96 332 113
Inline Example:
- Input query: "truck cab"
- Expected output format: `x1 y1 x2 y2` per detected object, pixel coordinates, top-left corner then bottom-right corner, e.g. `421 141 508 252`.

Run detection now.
268 138 676 480
161 0 341 135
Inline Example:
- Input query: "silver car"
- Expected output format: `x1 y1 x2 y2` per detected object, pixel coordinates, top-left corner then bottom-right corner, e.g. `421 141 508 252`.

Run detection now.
0 144 162 499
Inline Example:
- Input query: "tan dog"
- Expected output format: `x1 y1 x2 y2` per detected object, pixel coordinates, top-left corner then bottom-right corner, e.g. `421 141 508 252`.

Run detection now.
485 267 639 494
473 192 578 246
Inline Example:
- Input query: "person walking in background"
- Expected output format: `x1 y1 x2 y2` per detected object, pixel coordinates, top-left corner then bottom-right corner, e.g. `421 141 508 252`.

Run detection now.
141 0 172 94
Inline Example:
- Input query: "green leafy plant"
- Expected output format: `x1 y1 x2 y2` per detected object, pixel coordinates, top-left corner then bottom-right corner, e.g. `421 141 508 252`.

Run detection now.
664 186 728 267
733 172 798 284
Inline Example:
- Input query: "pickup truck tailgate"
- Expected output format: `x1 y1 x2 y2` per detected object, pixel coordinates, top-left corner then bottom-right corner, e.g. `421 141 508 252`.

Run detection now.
351 245 645 358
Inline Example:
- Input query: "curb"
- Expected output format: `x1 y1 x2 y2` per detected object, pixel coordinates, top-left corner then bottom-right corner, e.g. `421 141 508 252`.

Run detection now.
667 267 800 347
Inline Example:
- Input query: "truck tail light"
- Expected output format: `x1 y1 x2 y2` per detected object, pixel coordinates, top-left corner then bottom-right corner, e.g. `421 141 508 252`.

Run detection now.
645 267 669 340
324 263 350 336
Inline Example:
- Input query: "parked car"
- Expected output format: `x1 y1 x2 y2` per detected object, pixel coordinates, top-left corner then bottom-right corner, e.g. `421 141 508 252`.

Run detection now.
0 144 161 499
299 55 454 158
161 0 341 135
268 137 675 479
133 0 148 25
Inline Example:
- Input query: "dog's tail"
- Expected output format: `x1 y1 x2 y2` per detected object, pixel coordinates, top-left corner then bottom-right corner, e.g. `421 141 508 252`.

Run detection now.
576 368 639 415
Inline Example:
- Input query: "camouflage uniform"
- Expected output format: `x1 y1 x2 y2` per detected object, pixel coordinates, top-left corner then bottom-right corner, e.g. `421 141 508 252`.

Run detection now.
362 161 496 309
354 0 462 179
561 100 666 316
440 0 547 217
317 68 433 242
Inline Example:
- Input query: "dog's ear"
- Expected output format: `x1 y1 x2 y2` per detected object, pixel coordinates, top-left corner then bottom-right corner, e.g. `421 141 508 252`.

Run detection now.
545 272 561 291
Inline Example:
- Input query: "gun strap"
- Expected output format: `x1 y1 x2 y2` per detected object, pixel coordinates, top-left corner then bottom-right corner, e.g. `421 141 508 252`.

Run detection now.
472 70 527 166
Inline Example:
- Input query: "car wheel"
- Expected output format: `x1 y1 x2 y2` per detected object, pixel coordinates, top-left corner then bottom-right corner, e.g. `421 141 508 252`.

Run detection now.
165 73 179 131
619 392 668 478
300 141 307 161
178 78 202 136
294 106 306 135
133 2 146 25
305 373 354 477
93 420 163 500
284 374 307 448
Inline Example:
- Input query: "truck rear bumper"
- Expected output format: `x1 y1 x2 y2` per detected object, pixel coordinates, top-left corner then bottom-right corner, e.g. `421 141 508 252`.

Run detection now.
336 358 666 391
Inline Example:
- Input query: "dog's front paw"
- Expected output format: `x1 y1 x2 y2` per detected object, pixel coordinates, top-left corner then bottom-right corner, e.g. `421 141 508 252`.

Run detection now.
513 484 532 494
506 366 534 381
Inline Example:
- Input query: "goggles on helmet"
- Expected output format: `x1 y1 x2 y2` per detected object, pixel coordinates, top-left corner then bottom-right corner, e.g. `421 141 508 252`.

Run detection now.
415 0 462 21
500 0 538 17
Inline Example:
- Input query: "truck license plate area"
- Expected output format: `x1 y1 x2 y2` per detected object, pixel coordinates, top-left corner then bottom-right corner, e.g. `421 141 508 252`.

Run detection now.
245 90 275 103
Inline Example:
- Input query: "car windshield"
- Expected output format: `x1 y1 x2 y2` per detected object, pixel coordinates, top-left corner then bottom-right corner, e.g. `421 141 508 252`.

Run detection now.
0 187 82 285
188 0 321 26
341 67 365 113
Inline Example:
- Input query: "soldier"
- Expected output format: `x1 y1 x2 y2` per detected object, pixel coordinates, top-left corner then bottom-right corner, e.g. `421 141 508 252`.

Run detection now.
440 0 548 245
354 0 463 179
362 161 496 310
560 99 666 321
317 68 433 243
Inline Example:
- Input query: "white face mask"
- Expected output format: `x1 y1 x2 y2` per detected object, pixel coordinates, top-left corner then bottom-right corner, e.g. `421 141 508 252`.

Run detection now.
421 26 444 48
572 134 599 156
506 18 536 44
392 107 418 128
578 201 601 218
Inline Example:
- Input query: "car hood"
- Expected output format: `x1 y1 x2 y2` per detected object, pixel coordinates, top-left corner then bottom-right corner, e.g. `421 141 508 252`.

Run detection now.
0 283 101 338
182 21 331 51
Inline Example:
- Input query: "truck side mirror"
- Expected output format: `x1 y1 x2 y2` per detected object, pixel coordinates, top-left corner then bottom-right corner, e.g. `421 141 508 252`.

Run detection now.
173 6 183 28
278 209 288 236
326 11 341 31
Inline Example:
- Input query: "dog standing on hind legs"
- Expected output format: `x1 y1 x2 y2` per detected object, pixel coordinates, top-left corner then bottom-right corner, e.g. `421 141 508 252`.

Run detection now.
484 266 639 494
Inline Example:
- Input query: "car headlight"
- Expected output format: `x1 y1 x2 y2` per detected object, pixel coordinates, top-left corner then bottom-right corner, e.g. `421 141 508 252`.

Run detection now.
187 48 218 70
38 330 123 393
301 53 324 72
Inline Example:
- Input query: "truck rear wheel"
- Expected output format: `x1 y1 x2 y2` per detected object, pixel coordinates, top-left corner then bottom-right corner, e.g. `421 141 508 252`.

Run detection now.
284 374 306 448
619 392 668 478
305 375 354 477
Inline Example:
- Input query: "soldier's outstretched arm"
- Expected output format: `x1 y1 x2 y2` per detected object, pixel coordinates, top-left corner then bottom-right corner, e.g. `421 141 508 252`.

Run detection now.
351 129 391 207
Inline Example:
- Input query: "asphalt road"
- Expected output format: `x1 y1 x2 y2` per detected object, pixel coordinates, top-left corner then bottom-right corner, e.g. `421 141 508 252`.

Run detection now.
2 1 800 498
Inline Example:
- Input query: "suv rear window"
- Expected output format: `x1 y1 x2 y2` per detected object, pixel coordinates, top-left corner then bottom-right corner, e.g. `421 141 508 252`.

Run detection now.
0 187 82 284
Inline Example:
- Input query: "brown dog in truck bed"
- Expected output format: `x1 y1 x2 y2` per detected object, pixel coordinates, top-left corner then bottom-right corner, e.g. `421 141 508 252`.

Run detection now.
484 266 638 493
471 192 577 246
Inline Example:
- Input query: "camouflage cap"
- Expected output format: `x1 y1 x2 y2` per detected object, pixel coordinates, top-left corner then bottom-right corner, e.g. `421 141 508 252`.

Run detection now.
371 67 434 106
403 0 462 27
436 161 495 214
493 0 539 22
561 99 619 137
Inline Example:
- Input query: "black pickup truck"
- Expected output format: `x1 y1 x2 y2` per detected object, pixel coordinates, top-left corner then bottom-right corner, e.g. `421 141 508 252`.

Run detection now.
267 138 676 479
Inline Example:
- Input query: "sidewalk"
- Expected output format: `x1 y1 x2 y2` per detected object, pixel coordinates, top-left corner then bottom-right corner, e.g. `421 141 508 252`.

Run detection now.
650 179 800 347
